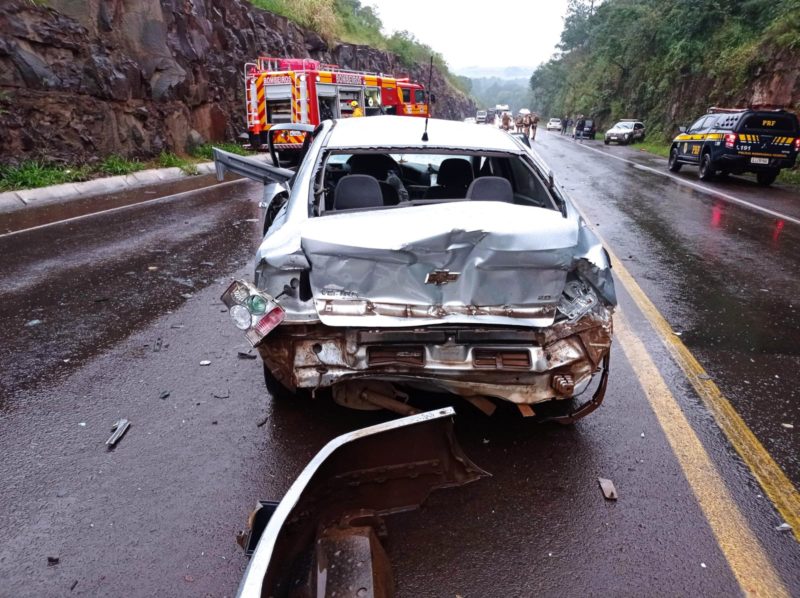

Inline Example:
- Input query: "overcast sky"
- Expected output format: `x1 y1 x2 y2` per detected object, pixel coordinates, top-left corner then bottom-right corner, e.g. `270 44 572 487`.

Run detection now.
364 0 569 74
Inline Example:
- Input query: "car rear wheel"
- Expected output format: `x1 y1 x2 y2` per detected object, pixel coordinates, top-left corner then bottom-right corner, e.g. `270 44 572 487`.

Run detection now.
699 152 715 181
756 169 778 186
668 147 682 172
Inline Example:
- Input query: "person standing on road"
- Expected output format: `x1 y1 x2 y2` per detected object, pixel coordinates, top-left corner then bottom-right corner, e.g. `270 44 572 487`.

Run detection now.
575 115 585 143
522 112 532 137
530 113 539 140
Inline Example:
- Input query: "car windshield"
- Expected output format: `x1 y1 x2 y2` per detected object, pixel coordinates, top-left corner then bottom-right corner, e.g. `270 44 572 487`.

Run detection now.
319 150 557 213
615 122 633 129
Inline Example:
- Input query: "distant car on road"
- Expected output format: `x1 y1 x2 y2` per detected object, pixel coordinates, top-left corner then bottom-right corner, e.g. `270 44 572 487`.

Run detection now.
579 119 597 140
604 120 645 145
668 107 800 186
476 110 487 124
546 118 562 131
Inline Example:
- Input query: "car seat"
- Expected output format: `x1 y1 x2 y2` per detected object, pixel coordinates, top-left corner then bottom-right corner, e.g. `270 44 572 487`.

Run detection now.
424 158 474 199
333 175 384 210
466 176 513 202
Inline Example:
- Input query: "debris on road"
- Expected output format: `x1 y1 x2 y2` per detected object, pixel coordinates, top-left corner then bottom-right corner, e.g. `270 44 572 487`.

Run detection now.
25 319 42 327
78 422 86 427
698 374 712 380
47 556 59 566
159 390 171 400
147 266 158 271
598 477 618 500
213 388 230 399
781 423 794 429
640 432 645 438
199 360 211 366
700 562 707 569
775 522 792 532
106 418 131 447
237 348 258 359
70 580 78 591
152 337 163 352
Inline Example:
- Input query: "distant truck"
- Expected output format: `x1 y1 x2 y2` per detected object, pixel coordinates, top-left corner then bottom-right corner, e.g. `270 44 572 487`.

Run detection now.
476 110 487 123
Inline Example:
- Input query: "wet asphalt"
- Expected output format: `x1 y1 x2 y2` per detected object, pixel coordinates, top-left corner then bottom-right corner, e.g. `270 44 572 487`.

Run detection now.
0 153 798 597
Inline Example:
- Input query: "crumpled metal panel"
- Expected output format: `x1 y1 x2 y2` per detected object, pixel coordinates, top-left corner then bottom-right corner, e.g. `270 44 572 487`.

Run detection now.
236 408 488 598
300 202 583 328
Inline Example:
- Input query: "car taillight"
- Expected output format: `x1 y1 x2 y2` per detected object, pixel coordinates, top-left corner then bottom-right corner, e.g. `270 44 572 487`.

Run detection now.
724 133 737 149
221 280 286 346
794 137 800 151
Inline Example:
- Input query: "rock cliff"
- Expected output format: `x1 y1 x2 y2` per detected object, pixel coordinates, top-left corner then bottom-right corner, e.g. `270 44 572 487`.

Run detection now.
0 0 475 164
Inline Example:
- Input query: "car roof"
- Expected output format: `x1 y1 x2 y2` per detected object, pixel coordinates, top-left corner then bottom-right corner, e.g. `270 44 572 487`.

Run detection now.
325 116 522 152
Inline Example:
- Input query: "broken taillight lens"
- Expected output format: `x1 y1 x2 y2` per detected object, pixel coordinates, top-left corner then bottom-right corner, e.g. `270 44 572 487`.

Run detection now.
221 280 285 346
724 133 737 149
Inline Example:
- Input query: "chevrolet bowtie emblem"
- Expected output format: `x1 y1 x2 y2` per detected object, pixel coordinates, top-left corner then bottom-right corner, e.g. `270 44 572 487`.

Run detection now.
425 269 460 285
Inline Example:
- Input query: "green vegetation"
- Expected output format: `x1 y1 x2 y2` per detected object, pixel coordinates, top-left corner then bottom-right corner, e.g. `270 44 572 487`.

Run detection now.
529 0 800 141
777 167 800 186
189 142 252 161
635 139 670 159
0 143 252 191
470 78 533 112
158 152 198 175
0 161 91 191
247 0 468 94
99 154 146 176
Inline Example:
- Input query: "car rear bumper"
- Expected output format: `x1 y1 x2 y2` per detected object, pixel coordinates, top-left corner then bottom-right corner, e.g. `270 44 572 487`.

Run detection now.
259 306 613 405
718 153 797 171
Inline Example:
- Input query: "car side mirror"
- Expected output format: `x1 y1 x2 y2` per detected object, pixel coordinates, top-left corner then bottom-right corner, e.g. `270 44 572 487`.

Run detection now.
678 126 687 133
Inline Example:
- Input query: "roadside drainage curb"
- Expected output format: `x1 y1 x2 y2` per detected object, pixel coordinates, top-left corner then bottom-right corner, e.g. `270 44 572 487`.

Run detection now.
0 160 223 215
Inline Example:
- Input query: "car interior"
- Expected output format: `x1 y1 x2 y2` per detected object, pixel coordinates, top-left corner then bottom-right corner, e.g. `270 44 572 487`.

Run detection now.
316 151 559 213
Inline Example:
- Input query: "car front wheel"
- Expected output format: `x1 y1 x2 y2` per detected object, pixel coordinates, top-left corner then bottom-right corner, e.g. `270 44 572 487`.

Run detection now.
604 139 609 145
668 147 682 172
699 153 715 181
756 169 778 186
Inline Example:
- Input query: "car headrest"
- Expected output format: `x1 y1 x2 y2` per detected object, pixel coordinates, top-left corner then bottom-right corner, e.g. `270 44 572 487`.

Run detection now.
436 158 473 188
346 154 399 178
333 175 384 210
466 176 513 202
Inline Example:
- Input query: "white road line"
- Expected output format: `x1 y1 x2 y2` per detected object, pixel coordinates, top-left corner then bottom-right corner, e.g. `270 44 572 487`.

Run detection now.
0 178 246 239
552 135 800 227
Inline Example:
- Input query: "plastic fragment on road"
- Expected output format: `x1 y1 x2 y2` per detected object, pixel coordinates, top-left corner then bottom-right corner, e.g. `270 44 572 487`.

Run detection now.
781 423 794 429
701 562 707 568
598 477 618 500
159 390 170 399
106 418 131 447
238 349 258 359
199 360 211 366
775 522 792 532
25 319 42 327
47 556 59 566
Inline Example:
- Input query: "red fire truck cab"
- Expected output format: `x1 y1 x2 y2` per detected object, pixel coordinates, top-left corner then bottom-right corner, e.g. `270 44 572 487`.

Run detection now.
245 57 431 150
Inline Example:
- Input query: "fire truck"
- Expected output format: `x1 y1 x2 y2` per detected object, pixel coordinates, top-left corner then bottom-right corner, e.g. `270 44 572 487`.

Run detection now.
244 57 431 151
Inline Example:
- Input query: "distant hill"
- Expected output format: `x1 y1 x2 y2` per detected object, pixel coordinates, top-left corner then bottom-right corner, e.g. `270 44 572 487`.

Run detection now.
457 66 538 80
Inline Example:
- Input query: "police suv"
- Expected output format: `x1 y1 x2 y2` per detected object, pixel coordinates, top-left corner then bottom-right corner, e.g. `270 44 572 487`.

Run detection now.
668 107 799 186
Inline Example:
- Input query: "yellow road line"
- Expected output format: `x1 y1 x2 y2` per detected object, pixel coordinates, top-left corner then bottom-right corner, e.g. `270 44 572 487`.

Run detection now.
603 237 800 542
616 312 788 597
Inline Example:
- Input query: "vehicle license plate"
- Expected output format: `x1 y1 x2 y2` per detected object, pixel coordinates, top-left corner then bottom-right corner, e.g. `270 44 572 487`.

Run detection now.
751 157 769 165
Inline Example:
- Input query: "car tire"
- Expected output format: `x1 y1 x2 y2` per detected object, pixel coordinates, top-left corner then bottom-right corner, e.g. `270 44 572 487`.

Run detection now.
668 147 682 172
699 152 715 181
604 139 609 145
756 169 778 186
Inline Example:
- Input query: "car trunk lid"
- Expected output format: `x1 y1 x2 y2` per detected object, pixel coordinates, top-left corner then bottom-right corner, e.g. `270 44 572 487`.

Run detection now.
300 202 580 328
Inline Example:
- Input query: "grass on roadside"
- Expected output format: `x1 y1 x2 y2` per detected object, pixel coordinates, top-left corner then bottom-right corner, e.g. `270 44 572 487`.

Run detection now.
99 154 146 176
634 139 671 158
0 161 92 191
0 142 251 192
189 143 252 161
777 167 800 186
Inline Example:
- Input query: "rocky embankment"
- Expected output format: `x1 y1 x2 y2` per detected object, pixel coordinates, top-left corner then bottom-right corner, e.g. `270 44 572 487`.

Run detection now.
0 0 475 164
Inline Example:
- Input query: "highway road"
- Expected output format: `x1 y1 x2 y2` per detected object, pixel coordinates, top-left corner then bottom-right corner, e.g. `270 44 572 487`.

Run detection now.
0 138 798 597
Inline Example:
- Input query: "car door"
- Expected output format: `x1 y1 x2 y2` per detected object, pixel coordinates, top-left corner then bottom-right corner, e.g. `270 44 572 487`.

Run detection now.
681 116 710 162
633 122 644 140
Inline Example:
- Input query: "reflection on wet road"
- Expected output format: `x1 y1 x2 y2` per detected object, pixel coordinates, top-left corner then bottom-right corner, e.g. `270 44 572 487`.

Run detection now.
536 131 800 485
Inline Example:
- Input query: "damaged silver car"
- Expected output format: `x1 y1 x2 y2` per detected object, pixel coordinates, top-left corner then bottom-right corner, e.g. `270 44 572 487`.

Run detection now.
215 116 615 422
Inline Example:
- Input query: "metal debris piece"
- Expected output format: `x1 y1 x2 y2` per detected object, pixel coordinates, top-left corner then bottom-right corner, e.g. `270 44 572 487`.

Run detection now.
25 319 42 327
159 390 171 400
106 419 131 447
47 556 59 566
147 266 158 271
199 360 211 366
781 423 794 429
517 404 536 418
238 348 258 360
181 293 193 300
598 477 618 500
775 522 792 532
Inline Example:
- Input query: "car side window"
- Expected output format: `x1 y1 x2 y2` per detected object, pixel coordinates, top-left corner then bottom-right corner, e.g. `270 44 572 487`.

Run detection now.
634 123 643 130
688 117 707 133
